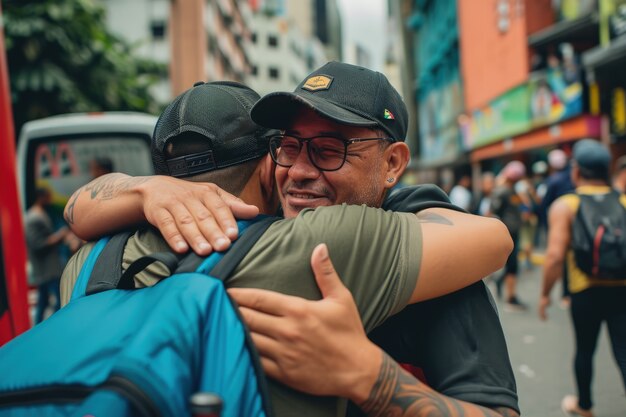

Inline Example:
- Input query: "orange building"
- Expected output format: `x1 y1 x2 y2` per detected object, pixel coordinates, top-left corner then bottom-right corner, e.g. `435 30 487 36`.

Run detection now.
457 0 603 171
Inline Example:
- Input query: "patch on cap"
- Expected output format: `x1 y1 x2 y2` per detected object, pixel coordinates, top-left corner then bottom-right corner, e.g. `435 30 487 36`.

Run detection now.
384 109 395 120
302 75 333 91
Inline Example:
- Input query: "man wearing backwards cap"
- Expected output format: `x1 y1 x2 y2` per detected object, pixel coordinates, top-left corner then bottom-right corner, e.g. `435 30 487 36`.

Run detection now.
65 63 520 416
539 139 626 417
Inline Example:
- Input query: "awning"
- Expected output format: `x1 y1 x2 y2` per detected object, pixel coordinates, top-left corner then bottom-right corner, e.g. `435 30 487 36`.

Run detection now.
528 13 599 49
583 35 626 70
470 115 601 162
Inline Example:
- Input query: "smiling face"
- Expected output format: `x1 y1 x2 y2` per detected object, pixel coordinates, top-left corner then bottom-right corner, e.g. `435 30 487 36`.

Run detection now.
274 108 402 218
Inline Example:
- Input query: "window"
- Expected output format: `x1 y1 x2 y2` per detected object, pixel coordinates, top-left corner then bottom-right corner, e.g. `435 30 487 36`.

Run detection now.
251 65 258 76
268 34 279 47
251 32 257 44
150 21 166 40
269 67 280 79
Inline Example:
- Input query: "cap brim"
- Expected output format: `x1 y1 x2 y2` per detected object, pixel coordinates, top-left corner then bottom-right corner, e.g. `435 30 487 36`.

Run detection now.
250 91 378 131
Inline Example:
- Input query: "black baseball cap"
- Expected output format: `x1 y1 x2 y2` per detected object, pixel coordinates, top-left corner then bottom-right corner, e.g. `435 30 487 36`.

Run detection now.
250 61 408 142
152 81 272 177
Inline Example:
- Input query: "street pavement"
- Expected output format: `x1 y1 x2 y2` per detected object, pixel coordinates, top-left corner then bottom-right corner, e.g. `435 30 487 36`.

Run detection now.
488 259 625 417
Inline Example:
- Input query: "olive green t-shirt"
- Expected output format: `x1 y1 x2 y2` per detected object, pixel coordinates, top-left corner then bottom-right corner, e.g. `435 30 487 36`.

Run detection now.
60 204 422 417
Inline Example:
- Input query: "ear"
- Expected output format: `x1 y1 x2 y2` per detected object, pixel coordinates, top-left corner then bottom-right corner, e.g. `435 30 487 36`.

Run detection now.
383 142 410 189
259 154 278 207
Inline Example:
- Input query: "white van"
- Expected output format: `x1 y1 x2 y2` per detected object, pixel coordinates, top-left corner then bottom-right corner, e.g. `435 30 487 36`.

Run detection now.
17 112 157 212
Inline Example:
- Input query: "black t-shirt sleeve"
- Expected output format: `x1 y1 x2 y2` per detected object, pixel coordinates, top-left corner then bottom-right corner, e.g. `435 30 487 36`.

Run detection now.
382 184 466 213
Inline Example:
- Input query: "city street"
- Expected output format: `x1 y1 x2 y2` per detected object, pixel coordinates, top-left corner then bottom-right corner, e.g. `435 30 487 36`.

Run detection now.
490 259 625 417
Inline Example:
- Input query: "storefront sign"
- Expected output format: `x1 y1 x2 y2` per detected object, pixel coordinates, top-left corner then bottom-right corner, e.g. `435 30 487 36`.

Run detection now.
460 84 532 149
461 58 583 150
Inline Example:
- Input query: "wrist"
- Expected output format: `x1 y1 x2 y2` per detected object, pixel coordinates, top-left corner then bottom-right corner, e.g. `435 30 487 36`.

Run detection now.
346 342 383 404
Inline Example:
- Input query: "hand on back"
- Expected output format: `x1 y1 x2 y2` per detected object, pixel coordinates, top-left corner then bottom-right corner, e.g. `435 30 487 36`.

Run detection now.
141 176 259 255
228 243 381 401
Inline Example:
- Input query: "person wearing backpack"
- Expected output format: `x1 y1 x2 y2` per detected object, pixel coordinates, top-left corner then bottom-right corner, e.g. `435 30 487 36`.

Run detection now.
539 139 626 417
65 63 521 417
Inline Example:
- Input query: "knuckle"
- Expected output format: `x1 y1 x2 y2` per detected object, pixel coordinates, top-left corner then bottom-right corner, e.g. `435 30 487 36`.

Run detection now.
157 216 176 228
281 327 302 343
195 210 214 222
177 214 195 226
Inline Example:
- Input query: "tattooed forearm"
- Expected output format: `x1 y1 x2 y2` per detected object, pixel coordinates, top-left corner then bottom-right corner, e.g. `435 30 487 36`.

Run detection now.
84 175 150 201
359 353 519 417
416 211 454 226
64 191 80 224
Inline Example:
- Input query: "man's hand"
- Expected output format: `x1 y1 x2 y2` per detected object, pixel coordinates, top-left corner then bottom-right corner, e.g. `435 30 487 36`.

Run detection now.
138 176 259 254
228 243 381 401
64 173 259 256
538 295 551 321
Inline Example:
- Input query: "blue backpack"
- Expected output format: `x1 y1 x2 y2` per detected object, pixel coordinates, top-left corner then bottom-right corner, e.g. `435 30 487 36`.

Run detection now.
0 217 278 417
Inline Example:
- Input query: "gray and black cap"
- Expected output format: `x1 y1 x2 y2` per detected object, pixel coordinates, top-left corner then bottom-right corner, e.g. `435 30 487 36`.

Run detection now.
152 81 272 177
250 61 408 142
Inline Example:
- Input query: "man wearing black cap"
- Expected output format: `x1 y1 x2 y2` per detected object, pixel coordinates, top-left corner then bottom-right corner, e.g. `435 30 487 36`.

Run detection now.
539 139 626 417
65 63 520 417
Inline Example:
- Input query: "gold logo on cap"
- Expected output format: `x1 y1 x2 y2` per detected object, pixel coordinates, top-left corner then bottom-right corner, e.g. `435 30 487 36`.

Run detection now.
302 75 333 91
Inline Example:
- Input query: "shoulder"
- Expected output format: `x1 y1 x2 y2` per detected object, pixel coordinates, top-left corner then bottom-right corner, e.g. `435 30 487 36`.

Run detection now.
554 193 579 214
383 184 464 213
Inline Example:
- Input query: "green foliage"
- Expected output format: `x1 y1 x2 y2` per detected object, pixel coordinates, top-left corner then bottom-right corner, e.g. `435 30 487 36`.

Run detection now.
2 0 167 133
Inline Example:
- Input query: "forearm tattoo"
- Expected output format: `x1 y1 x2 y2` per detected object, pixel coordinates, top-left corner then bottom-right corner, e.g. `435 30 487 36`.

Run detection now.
84 175 150 200
64 191 80 224
360 353 519 417
63 175 150 225
416 211 454 226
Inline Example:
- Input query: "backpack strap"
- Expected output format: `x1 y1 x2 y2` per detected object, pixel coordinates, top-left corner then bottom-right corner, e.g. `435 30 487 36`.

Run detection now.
84 231 135 296
69 236 111 302
175 216 280 279
208 216 279 280
116 216 281 287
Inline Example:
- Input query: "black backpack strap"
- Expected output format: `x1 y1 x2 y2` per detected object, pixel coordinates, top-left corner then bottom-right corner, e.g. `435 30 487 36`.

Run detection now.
86 231 134 295
116 251 181 290
115 216 280 289
208 216 280 280
174 216 280 278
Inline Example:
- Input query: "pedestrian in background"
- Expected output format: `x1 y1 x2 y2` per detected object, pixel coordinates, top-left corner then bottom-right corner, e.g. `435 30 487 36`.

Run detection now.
542 148 576 307
449 173 473 211
24 186 69 324
477 171 495 216
89 157 114 179
515 176 540 270
531 160 549 248
539 139 626 417
491 160 527 311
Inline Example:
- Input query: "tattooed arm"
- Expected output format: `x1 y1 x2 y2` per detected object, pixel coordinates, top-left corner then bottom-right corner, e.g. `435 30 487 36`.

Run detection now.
230 242 519 417
361 353 519 417
64 173 258 254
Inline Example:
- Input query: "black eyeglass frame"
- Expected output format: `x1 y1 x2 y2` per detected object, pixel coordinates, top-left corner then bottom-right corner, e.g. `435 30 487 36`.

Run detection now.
268 134 395 172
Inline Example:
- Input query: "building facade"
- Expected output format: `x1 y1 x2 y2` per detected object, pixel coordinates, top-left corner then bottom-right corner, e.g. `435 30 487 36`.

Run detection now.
396 0 625 188
245 0 339 96
102 0 339 102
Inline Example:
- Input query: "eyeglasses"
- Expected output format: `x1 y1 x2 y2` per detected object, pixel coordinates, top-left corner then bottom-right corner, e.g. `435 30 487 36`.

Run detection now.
268 134 394 172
